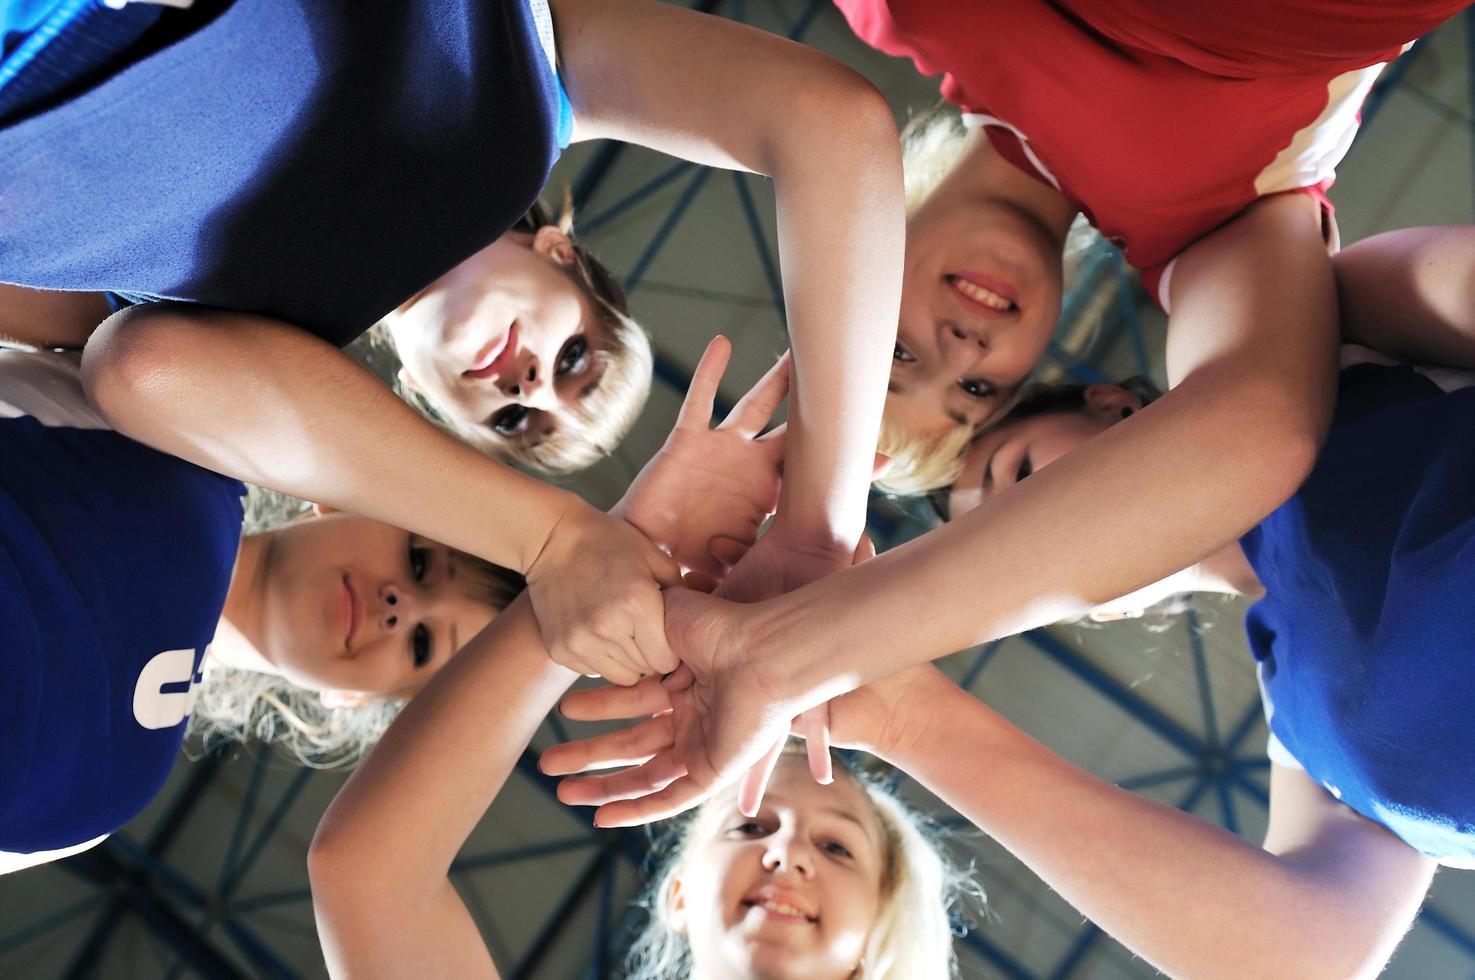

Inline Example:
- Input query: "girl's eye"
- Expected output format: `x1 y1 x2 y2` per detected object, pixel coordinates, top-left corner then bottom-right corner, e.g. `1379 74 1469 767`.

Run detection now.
412 624 433 668
892 343 915 363
556 336 590 376
490 404 529 436
958 377 994 399
822 840 853 859
408 544 431 582
729 821 765 836
1016 456 1034 483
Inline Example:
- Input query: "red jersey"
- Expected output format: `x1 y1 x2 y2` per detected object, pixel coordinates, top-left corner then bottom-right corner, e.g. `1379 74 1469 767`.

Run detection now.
837 0 1462 305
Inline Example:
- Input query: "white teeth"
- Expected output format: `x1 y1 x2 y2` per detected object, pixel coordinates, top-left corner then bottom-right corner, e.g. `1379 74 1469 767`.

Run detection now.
757 900 808 918
951 276 1014 311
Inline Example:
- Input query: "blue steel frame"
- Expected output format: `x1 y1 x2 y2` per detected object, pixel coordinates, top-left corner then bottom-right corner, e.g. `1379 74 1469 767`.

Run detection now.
3 5 1473 979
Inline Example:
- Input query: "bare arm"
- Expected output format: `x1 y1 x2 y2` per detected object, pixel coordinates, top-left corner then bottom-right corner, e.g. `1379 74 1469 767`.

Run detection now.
310 597 576 980
555 0 904 554
81 304 570 572
869 668 1435 980
82 304 683 683
1334 225 1475 369
761 193 1339 700
0 284 111 351
539 195 1343 825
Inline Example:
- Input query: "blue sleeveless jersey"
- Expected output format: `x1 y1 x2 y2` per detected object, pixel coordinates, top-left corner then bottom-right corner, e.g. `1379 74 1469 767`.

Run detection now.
0 352 244 852
0 0 562 347
1241 360 1475 862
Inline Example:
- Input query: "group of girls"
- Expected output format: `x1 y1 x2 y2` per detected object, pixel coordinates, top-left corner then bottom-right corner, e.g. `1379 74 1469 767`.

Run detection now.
2 0 1471 976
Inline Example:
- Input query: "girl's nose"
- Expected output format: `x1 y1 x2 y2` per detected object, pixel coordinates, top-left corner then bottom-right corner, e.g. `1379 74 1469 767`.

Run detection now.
501 354 541 398
379 583 420 630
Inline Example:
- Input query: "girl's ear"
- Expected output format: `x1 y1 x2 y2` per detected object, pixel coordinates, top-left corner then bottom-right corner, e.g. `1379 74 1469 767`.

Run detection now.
667 874 690 933
319 689 371 710
1082 383 1143 421
531 223 577 266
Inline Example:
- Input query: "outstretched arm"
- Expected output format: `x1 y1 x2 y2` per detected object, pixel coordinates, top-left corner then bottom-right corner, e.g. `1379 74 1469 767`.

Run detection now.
551 665 1435 979
540 193 1342 823
1333 225 1475 369
556 0 904 566
310 597 574 980
310 338 790 975
81 304 679 685
857 668 1435 980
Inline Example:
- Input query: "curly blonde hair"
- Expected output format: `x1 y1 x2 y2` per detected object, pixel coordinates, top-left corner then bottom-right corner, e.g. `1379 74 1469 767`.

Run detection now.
186 487 523 768
623 746 980 979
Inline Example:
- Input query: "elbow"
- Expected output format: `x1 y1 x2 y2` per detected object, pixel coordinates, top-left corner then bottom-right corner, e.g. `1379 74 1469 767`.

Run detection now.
768 61 898 171
80 303 202 433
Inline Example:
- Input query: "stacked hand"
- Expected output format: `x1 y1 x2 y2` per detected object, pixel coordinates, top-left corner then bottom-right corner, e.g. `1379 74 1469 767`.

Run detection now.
525 504 681 686
540 586 799 825
528 336 791 687
540 535 883 826
615 336 788 581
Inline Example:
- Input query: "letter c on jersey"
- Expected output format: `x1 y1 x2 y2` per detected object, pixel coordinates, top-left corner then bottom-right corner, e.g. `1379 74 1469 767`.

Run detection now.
133 648 202 730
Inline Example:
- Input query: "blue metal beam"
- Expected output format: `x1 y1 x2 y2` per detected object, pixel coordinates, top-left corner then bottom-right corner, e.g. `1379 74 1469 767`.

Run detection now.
1023 630 1207 760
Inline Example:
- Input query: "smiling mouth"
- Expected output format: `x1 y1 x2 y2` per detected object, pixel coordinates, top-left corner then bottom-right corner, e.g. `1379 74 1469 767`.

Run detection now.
742 899 817 924
947 274 1020 314
464 321 519 380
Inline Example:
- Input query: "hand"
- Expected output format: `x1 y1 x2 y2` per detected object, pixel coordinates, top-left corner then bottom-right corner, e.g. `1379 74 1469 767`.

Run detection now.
524 502 681 686
539 586 799 825
714 456 890 602
615 336 787 580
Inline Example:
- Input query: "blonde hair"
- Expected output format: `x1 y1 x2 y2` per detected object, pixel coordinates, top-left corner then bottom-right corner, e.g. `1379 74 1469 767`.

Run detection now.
624 747 976 979
186 487 524 768
379 194 654 476
880 106 1105 496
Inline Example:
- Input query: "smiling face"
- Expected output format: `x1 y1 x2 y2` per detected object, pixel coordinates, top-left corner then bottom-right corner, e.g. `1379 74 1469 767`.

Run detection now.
888 190 1065 442
672 756 888 980
388 228 609 451
253 513 500 697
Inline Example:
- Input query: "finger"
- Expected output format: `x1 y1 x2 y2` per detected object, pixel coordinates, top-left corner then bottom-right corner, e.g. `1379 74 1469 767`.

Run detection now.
681 570 721 594
540 715 674 776
708 535 754 568
593 777 715 828
798 707 833 785
558 750 689 807
721 351 791 438
646 546 684 589
674 335 731 431
871 452 891 481
661 662 696 693
738 737 786 817
632 592 679 676
560 676 672 722
852 532 877 564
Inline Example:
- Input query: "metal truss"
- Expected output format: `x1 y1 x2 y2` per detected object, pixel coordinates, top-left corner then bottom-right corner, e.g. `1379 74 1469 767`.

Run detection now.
2 4 1473 979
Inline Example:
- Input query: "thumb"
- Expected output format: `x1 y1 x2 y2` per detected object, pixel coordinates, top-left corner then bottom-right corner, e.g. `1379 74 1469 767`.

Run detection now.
871 453 891 481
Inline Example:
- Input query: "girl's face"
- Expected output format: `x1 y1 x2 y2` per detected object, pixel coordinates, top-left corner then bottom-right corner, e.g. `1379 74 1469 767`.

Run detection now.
948 384 1141 520
673 756 888 980
888 192 1065 441
255 513 497 697
388 228 607 451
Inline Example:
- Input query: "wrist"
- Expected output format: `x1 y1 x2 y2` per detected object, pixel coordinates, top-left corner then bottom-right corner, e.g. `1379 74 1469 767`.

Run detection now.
871 668 958 767
521 489 596 578
762 516 855 562
747 588 842 710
